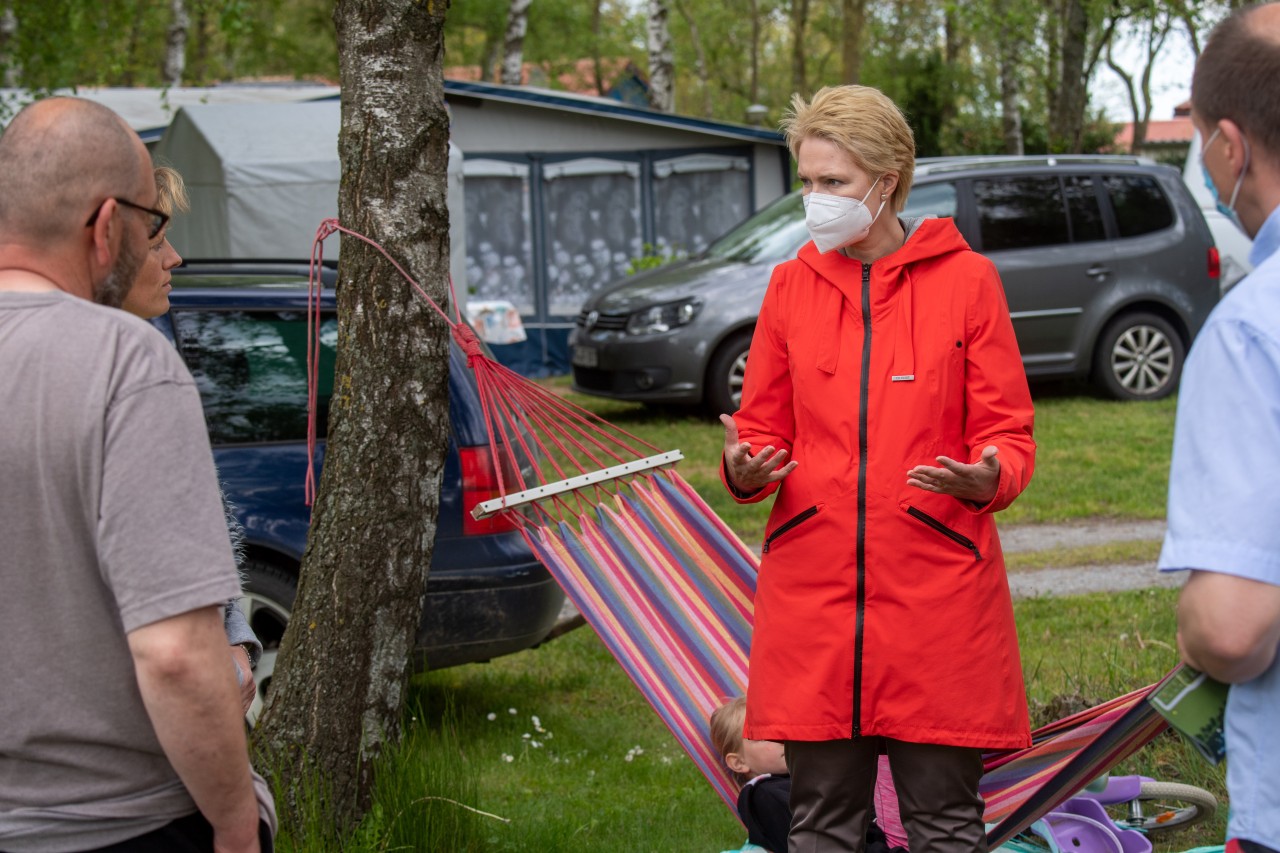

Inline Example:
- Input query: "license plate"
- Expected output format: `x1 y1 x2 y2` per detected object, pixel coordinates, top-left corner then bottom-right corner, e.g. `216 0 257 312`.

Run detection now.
572 345 598 368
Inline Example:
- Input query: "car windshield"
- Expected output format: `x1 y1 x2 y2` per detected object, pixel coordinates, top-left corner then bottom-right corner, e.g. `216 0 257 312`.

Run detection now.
704 192 808 263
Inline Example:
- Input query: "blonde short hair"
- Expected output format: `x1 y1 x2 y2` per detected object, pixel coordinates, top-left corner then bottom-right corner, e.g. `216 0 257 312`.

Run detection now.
782 85 916 211
709 696 749 787
153 165 189 217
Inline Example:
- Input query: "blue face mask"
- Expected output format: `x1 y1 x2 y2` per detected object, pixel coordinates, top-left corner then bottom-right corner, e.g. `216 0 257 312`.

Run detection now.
1199 127 1251 234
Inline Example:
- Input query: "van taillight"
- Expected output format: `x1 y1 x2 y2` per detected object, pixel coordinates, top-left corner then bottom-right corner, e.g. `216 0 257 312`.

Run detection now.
1208 247 1221 280
460 445 521 535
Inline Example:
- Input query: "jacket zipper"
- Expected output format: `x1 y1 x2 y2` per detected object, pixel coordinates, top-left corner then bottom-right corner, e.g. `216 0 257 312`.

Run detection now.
852 262 871 739
762 506 819 553
906 506 983 559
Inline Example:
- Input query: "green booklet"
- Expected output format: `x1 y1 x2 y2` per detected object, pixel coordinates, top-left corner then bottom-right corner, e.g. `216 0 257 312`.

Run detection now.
1147 664 1228 765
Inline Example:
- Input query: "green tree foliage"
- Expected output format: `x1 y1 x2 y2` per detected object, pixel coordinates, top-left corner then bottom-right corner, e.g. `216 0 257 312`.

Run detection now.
439 0 1233 155
0 0 337 91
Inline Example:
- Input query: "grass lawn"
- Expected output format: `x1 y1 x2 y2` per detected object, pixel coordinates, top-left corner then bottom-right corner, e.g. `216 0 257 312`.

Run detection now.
276 384 1220 852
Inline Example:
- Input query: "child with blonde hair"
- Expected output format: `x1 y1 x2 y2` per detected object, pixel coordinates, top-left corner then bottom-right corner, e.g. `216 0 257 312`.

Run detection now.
710 697 909 852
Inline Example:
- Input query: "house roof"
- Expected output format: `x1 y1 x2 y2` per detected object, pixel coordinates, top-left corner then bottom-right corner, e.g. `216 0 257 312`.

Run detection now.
445 57 643 97
443 79 784 146
0 83 339 141
1113 115 1196 148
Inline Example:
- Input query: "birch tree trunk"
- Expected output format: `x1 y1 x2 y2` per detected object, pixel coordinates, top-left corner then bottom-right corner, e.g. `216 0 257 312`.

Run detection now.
501 0 531 86
164 0 188 87
647 0 674 112
253 0 452 831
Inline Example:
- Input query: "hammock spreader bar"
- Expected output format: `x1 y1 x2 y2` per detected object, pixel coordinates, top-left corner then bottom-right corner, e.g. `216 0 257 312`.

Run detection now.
472 450 685 520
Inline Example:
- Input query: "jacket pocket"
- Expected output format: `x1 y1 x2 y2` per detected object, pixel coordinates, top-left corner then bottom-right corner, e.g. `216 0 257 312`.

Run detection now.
905 506 982 559
762 505 821 553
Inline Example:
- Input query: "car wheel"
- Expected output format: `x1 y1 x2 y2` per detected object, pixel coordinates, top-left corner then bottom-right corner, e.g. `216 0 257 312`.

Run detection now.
236 558 296 726
1093 312 1185 401
706 331 753 417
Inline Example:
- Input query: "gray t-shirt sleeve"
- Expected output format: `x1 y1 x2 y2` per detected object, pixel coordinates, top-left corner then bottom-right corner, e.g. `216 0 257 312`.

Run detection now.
223 600 261 663
97 375 242 633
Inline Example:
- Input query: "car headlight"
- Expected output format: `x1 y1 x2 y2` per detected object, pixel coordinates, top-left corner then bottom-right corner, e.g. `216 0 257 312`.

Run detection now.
625 298 702 336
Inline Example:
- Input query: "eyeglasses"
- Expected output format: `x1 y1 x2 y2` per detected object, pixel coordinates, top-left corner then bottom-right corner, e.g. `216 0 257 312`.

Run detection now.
85 197 170 241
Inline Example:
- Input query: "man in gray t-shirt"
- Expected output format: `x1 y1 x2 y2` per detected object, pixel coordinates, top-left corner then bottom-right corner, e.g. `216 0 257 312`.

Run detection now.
0 99 272 852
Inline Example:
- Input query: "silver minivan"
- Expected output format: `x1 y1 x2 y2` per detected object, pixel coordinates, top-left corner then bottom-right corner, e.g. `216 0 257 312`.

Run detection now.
570 155 1219 412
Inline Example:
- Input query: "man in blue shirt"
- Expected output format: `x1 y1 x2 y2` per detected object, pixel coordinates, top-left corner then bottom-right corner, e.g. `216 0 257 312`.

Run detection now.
1159 5 1280 853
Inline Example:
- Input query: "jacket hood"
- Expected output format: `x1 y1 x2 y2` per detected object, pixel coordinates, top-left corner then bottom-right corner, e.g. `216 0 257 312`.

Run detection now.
794 216 974 381
797 215 971 285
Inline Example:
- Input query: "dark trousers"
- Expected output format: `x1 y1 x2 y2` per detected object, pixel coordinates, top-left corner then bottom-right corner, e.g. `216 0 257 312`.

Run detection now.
68 812 273 853
786 736 986 853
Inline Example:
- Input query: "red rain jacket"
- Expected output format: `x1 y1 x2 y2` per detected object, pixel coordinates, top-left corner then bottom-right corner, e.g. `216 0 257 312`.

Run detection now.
724 218 1035 749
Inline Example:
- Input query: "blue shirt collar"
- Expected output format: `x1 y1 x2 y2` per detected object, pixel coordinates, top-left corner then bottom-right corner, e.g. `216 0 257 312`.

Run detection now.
1249 204 1280 268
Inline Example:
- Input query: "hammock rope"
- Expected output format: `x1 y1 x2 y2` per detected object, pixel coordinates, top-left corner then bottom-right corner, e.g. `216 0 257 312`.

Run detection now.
302 221 1170 846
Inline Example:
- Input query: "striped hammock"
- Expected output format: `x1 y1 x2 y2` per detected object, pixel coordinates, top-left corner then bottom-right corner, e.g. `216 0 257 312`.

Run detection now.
304 222 1170 848
453 349 1171 847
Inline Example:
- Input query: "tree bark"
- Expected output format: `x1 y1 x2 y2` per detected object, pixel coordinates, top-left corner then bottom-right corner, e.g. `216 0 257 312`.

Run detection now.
1000 56 1024 155
840 0 867 84
995 0 1025 155
647 0 674 112
253 0 452 832
1049 0 1088 151
164 0 189 87
501 0 531 86
591 0 605 95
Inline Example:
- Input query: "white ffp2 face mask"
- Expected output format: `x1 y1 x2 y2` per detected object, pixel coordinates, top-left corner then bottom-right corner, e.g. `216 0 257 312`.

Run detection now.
802 179 887 253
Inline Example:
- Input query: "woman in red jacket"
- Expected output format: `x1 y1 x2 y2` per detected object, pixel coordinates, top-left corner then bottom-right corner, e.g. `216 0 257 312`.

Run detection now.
720 84 1036 853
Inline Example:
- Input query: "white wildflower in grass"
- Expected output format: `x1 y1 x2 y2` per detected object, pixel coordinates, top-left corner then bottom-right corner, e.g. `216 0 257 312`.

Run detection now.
502 753 514 763
508 708 517 715
661 756 672 764
624 745 646 763
522 733 531 740
531 740 542 749
531 715 541 728
487 712 497 721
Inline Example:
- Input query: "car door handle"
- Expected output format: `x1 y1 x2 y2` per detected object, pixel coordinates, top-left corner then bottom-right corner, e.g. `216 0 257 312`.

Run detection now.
1085 264 1110 279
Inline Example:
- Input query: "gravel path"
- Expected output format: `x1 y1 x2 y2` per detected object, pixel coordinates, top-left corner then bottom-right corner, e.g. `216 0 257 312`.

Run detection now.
552 518 1179 631
1000 519 1181 599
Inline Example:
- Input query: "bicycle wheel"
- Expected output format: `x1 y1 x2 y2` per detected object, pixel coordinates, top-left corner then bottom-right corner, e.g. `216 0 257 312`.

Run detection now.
1107 780 1217 835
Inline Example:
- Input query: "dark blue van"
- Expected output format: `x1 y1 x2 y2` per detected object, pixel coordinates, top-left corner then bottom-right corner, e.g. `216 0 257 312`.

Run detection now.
154 262 564 711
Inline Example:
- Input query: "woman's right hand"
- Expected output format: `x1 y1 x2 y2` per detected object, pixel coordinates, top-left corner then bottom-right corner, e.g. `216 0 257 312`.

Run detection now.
720 414 797 494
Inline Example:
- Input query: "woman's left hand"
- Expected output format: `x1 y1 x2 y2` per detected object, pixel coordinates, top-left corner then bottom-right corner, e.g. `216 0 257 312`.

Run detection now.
907 445 1000 506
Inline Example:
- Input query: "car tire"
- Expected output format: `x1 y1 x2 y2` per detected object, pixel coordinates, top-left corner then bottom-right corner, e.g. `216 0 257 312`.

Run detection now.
237 558 297 725
1093 312 1185 401
706 330 753 418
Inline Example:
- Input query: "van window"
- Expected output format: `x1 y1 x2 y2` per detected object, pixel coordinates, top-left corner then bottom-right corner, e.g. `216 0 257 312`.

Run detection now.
901 181 957 220
1104 174 1175 237
705 191 809 263
1064 175 1106 243
173 310 336 445
973 176 1069 251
